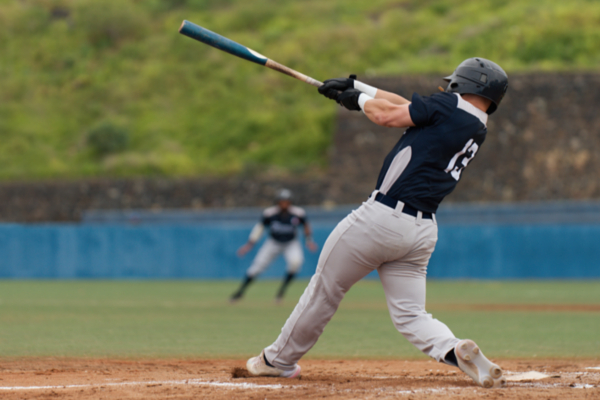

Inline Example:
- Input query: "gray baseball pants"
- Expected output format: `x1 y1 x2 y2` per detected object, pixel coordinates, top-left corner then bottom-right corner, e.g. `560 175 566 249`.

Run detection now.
264 191 460 371
246 238 303 277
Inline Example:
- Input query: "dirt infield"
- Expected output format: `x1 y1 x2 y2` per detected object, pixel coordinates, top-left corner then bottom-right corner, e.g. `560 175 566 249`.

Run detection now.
0 358 598 399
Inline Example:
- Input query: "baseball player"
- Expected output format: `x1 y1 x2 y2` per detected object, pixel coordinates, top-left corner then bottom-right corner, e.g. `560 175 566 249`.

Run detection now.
246 58 509 388
230 189 318 303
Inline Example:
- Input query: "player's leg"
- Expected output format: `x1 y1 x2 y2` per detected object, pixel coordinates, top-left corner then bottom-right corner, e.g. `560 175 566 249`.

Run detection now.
378 219 505 388
377 232 459 362
258 200 411 374
276 240 304 301
230 275 254 302
231 239 282 301
252 209 373 374
275 272 295 303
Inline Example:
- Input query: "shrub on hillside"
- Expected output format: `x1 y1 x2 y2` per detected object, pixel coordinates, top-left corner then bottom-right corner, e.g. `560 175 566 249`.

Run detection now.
74 0 147 48
86 122 130 156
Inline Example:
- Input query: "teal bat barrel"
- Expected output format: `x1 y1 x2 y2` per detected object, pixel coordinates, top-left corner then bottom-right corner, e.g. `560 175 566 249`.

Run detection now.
179 20 268 66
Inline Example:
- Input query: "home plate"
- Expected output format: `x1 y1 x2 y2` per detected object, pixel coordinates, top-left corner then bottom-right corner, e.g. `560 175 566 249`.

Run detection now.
585 367 600 370
506 371 552 381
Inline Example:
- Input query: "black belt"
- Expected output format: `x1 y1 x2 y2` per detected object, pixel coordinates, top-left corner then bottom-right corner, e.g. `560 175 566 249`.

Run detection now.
374 192 433 219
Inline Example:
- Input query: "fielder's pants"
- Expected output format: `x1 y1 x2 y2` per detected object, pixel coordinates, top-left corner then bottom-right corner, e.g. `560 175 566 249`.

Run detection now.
264 194 460 371
247 238 304 277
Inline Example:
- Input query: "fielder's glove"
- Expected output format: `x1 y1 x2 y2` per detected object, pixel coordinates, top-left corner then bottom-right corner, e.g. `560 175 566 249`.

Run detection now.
318 74 357 101
336 89 362 111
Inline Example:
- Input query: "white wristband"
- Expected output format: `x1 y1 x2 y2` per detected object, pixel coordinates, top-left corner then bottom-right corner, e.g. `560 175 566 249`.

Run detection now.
353 80 378 98
358 93 373 112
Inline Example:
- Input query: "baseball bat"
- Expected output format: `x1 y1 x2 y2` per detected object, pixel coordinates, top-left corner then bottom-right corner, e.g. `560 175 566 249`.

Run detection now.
179 20 323 88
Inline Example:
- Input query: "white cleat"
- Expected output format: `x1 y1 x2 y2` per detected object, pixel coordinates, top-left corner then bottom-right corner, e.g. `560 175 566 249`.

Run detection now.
246 350 301 378
455 339 506 388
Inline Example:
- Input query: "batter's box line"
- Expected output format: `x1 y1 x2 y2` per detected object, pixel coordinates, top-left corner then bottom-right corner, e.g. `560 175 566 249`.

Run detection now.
0 379 291 391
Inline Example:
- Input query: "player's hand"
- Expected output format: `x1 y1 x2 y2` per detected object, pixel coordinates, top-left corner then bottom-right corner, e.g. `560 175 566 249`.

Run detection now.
337 89 362 111
236 242 254 257
306 240 319 253
318 74 357 100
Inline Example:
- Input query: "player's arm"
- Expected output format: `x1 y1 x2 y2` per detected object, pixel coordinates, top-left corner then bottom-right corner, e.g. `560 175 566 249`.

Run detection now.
303 221 318 252
318 75 410 105
328 88 415 128
352 78 411 105
374 89 410 106
361 97 415 128
237 223 264 257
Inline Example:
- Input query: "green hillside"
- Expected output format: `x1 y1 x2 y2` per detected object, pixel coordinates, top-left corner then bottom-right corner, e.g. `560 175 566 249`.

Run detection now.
1 0 600 180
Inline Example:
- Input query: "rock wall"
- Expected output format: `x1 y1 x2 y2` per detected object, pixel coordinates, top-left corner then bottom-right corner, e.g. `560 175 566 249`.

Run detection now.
0 178 330 222
1 73 600 222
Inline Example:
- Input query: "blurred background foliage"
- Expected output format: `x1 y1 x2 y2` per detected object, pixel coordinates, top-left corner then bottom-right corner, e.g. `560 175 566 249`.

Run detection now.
1 0 600 180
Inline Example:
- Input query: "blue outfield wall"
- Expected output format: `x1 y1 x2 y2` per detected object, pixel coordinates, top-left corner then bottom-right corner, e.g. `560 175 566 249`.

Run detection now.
431 224 600 278
0 223 321 279
0 219 599 279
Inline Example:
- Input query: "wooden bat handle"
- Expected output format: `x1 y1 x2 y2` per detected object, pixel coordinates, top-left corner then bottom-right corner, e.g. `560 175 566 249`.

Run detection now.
266 60 323 87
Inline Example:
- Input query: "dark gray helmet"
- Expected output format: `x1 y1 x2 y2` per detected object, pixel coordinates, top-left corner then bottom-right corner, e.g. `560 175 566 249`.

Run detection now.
444 57 508 115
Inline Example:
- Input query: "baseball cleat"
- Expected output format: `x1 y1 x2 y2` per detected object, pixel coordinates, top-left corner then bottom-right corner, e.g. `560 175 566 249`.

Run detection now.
229 292 243 303
246 350 301 378
455 339 505 388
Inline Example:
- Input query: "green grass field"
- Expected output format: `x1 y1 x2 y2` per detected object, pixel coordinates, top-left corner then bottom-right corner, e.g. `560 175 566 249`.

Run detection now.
0 280 599 360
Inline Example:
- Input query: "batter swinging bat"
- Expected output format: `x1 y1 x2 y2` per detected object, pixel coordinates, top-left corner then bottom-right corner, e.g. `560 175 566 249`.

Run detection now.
179 20 323 88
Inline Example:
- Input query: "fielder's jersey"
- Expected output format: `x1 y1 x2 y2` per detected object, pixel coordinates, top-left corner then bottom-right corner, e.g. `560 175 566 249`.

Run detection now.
376 92 488 213
261 205 307 243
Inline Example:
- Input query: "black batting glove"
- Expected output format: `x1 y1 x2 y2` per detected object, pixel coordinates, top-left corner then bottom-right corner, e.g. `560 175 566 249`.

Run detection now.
336 89 362 111
318 74 357 101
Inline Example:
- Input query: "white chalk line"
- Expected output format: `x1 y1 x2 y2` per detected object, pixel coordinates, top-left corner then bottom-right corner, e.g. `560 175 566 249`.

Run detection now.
0 379 286 392
1 370 597 394
396 387 468 395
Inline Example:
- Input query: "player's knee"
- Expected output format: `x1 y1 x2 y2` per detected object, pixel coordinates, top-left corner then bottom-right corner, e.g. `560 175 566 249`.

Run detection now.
287 259 302 274
391 307 428 325
246 265 265 277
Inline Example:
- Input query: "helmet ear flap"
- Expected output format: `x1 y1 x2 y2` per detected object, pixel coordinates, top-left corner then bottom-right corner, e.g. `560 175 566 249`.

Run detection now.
444 74 455 92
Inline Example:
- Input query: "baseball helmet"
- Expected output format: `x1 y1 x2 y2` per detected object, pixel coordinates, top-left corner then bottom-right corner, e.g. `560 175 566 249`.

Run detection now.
277 189 292 201
444 58 508 115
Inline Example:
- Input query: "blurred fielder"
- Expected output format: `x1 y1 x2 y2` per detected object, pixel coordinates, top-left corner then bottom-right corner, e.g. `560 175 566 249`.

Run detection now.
231 189 318 303
246 58 509 388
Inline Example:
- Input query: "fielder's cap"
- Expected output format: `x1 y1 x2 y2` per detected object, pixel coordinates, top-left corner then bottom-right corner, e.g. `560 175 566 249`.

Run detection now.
277 189 292 201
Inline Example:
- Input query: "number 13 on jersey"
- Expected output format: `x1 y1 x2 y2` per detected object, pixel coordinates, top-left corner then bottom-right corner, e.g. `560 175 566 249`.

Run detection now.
444 139 479 181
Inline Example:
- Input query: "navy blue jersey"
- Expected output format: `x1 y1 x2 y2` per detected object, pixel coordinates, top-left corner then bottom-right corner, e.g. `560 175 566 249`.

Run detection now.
262 205 307 243
376 92 488 213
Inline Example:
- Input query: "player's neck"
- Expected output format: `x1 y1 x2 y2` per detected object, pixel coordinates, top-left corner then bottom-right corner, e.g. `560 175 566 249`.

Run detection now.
461 94 492 113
